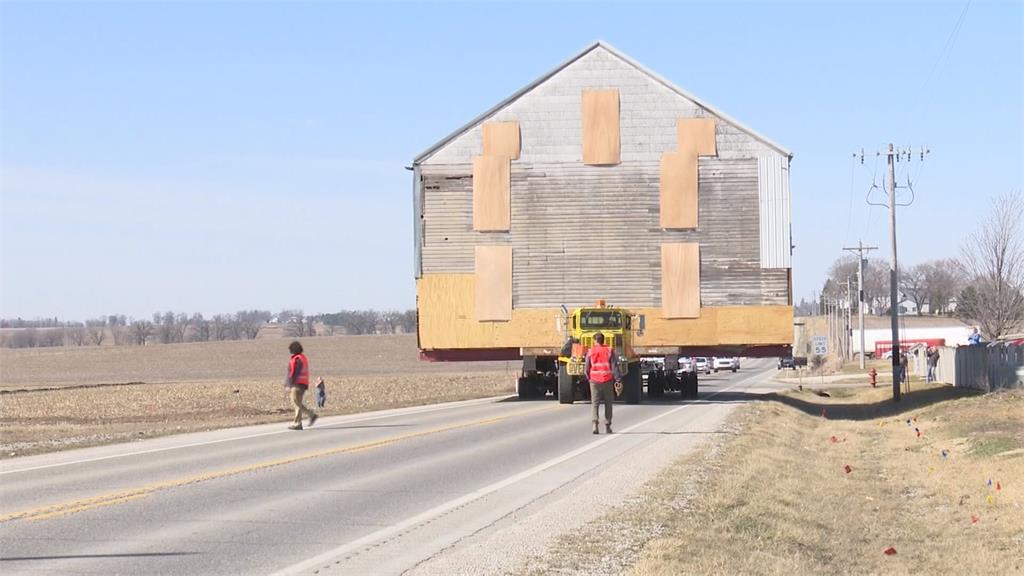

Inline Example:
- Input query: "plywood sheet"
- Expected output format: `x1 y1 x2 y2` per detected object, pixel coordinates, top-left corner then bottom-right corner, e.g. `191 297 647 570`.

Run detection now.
472 155 510 231
677 118 717 156
482 121 521 160
661 243 701 319
475 245 512 321
660 151 698 229
416 274 792 349
581 89 620 165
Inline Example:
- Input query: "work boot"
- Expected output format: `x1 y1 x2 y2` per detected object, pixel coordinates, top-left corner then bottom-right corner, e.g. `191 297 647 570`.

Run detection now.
308 413 318 428
288 423 303 431
592 422 600 435
606 424 613 434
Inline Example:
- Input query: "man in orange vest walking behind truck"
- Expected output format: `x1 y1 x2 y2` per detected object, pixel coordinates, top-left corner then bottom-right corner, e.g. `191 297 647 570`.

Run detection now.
586 332 620 435
285 341 318 430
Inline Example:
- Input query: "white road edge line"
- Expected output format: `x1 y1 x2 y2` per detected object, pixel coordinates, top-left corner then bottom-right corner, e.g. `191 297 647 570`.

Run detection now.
270 368 772 576
0 395 514 476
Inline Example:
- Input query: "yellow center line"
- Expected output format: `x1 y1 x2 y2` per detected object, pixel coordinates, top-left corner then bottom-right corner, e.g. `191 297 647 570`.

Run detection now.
2 404 558 523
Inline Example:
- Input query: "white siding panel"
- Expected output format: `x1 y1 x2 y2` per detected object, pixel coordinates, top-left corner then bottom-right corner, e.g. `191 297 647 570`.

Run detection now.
758 154 792 269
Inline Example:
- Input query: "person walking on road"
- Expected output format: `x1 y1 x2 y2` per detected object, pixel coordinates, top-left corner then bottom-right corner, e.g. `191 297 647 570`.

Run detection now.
585 332 620 435
926 347 940 383
285 341 317 430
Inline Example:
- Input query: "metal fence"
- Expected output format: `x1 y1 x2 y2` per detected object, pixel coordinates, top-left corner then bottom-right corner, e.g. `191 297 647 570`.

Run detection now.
934 343 1024 392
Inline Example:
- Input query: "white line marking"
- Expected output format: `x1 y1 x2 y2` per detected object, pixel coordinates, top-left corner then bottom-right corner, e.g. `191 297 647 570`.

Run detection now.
0 395 513 476
270 368 772 576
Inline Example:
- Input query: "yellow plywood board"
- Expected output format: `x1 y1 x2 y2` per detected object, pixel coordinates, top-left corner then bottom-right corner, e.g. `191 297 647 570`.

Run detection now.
475 246 512 321
472 155 511 231
581 89 620 165
416 274 792 349
482 121 521 160
661 243 701 319
660 151 698 229
677 118 717 156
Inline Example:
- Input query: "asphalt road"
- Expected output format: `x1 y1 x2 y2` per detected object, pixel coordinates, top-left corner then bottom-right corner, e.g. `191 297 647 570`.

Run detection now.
0 359 781 575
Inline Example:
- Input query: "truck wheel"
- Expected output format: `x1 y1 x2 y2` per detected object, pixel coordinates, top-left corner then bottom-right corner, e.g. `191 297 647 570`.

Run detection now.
558 364 574 404
517 377 533 400
625 363 642 404
648 373 664 398
683 372 699 399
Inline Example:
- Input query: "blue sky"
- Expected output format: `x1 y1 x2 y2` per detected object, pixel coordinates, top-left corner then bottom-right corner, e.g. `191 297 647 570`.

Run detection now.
1 1 1021 321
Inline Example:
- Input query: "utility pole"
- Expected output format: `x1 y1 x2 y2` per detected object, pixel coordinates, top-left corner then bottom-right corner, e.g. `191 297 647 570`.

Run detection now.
854 143 925 399
843 241 878 369
846 277 853 362
887 144 901 402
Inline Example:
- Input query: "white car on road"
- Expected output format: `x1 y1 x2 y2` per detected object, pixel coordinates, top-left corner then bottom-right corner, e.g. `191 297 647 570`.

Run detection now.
712 357 737 373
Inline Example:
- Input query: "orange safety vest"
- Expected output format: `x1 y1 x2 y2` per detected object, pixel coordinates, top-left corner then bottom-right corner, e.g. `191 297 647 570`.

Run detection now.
588 344 614 383
289 353 310 387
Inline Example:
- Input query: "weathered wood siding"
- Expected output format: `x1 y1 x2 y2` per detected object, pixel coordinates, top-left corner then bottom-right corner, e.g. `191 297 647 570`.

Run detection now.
422 159 788 309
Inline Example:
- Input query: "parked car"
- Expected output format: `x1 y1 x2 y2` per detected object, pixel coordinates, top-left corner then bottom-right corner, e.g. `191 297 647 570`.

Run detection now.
712 357 737 372
678 357 694 373
694 357 712 374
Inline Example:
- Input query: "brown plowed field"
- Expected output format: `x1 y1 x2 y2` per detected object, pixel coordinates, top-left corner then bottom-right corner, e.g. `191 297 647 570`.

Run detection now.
0 335 517 458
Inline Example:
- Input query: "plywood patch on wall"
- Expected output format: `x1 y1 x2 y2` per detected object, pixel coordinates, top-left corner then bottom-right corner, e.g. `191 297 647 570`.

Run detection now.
677 118 717 156
581 89 620 165
482 121 521 160
475 245 512 321
662 243 701 318
472 155 511 231
660 151 698 229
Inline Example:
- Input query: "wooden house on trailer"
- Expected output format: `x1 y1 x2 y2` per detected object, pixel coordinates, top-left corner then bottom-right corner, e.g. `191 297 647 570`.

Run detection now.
412 41 793 361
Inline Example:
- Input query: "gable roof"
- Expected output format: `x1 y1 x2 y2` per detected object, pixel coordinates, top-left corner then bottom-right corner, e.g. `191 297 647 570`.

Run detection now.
413 40 792 164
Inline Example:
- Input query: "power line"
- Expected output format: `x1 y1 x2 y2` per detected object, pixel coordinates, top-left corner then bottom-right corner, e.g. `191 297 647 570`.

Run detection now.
905 0 973 133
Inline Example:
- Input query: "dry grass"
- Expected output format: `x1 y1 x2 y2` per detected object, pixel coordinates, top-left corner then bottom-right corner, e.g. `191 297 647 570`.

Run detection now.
522 383 1023 575
630 384 1024 575
0 335 517 457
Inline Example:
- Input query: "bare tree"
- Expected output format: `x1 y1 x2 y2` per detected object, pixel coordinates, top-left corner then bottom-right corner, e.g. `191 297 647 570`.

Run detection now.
900 264 928 315
189 313 210 342
211 314 231 341
39 329 65 347
863 258 892 314
172 312 189 343
400 310 417 333
85 318 106 346
958 192 1024 340
379 310 403 334
66 326 86 346
922 259 964 315
131 320 154 345
236 310 270 339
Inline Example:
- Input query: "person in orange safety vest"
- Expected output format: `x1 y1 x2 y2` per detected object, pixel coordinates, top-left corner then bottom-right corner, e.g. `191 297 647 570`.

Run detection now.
285 341 318 430
585 332 620 435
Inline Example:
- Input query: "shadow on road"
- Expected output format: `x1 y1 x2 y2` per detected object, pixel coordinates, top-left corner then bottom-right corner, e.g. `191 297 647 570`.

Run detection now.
510 384 976 422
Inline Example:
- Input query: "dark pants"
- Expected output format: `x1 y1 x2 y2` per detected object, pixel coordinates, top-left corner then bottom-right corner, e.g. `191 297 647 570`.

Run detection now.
590 380 613 425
